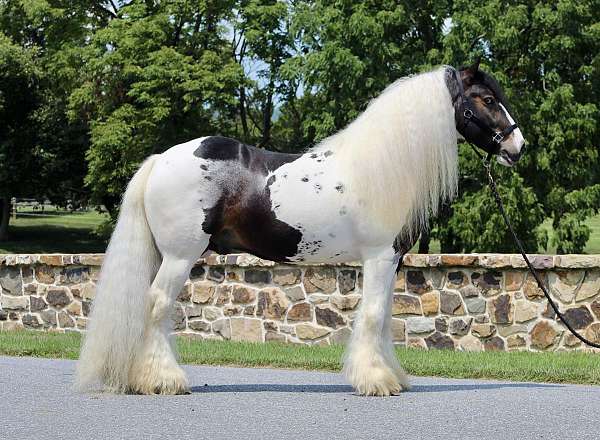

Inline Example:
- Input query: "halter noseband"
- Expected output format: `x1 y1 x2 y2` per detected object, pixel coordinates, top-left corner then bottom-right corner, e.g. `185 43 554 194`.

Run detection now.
452 67 518 157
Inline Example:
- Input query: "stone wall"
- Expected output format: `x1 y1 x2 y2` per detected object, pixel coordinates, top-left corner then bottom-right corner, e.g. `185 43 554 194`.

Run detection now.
1 253 600 352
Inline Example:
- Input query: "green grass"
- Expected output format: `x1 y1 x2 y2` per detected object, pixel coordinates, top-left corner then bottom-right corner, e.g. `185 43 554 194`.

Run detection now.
587 215 600 253
0 208 108 254
0 330 82 359
535 217 600 255
415 214 600 255
1 330 599 385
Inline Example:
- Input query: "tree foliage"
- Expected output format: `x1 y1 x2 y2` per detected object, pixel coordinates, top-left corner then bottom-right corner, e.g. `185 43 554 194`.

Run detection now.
68 1 245 213
437 0 600 253
0 0 598 252
0 0 110 208
0 31 42 196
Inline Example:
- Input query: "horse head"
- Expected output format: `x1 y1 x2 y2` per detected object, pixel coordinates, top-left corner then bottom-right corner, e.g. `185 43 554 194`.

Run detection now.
455 59 526 166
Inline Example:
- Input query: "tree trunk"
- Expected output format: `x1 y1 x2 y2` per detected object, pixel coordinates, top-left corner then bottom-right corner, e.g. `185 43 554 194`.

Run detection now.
259 87 273 148
101 195 118 219
0 197 11 241
239 86 250 140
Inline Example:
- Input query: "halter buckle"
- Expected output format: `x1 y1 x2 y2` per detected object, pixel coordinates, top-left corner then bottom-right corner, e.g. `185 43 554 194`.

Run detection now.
492 132 504 143
463 109 473 119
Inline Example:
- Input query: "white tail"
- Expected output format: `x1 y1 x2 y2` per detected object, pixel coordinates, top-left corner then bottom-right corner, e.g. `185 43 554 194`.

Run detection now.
76 155 161 392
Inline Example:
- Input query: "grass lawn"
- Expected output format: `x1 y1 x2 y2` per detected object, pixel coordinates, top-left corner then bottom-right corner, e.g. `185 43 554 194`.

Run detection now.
587 215 600 253
1 330 599 385
0 208 108 254
416 214 600 255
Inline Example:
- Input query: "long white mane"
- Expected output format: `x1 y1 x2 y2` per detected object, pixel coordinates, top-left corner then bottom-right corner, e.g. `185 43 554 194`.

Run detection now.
315 66 459 236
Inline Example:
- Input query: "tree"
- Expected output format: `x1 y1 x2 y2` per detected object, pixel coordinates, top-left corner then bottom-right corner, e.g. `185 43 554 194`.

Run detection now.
0 0 116 238
271 1 455 150
0 32 42 239
0 0 597 253
436 0 600 253
68 1 245 217
231 0 295 149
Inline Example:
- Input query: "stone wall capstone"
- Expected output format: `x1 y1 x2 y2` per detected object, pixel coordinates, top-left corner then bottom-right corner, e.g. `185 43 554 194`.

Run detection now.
1 253 600 352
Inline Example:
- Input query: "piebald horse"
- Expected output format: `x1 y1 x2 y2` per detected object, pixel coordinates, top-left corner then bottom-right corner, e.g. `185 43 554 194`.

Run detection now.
77 62 525 396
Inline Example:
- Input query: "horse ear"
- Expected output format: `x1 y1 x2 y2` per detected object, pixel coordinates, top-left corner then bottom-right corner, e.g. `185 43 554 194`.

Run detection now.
466 56 481 75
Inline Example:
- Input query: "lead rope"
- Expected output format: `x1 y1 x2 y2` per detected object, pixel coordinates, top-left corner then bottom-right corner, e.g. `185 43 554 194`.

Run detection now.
479 152 600 349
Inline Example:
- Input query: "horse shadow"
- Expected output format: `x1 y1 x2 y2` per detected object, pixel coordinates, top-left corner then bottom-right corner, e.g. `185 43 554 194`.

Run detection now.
191 382 561 394
411 382 561 393
192 384 353 394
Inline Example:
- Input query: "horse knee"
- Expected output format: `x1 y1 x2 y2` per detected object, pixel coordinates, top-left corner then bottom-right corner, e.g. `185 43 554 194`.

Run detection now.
149 287 171 321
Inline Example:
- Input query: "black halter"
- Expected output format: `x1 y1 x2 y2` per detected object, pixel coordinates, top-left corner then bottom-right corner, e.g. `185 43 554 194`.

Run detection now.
452 68 518 158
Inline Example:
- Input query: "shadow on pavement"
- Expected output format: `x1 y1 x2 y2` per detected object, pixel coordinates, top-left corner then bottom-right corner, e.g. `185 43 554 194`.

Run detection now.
192 381 561 394
192 384 353 393
412 382 562 393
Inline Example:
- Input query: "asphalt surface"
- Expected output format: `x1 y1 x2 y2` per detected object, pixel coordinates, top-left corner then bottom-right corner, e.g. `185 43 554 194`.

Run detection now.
1 356 599 440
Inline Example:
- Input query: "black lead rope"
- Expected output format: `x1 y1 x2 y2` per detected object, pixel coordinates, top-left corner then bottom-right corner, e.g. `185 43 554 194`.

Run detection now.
454 66 597 348
473 148 600 349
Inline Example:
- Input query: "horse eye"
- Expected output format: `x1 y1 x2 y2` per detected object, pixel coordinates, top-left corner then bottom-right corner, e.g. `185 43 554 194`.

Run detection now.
484 97 495 105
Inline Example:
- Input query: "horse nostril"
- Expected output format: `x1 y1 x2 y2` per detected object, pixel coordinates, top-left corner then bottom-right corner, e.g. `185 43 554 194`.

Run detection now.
507 150 522 162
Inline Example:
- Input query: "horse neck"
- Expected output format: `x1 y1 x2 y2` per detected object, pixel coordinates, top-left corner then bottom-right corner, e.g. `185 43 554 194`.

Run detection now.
317 68 459 235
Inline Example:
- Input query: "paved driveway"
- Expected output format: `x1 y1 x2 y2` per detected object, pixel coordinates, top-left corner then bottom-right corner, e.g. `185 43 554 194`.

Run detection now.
1 356 598 440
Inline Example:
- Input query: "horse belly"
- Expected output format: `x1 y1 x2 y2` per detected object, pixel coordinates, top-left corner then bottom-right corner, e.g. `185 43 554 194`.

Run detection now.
205 176 356 263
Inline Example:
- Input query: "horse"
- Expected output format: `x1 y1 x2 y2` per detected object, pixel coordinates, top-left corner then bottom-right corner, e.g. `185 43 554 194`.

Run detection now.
76 61 525 396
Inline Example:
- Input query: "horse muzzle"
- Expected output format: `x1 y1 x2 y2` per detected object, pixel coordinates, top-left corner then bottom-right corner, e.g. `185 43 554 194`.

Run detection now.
498 140 526 167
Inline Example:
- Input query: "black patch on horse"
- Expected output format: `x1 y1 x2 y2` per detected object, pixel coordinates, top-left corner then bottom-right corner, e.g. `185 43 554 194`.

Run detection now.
479 71 513 114
392 225 420 272
444 67 462 104
203 187 303 262
194 136 300 175
194 136 240 161
198 136 303 262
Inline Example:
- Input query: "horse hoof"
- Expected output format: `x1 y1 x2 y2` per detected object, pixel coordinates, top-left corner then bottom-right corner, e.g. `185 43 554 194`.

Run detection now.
128 368 190 395
152 385 191 395
345 360 409 397
354 380 406 397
